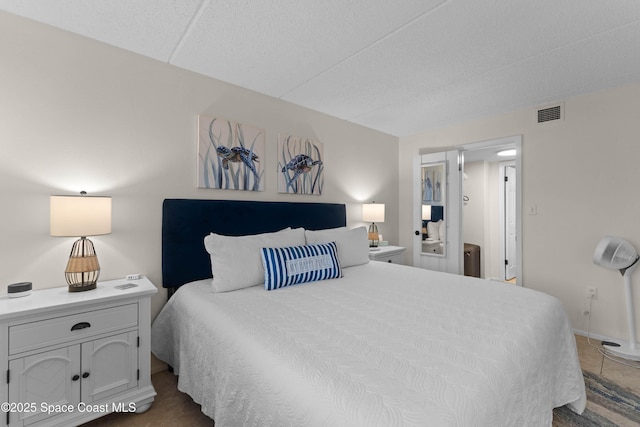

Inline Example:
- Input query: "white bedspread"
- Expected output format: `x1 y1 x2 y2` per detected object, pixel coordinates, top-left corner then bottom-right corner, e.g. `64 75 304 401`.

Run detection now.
151 262 586 426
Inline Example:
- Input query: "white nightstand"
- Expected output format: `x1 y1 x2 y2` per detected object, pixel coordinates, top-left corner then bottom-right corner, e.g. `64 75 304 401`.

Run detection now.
368 246 406 265
0 276 157 427
422 240 444 255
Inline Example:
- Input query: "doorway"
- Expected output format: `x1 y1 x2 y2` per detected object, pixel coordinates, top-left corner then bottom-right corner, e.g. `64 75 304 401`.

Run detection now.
459 136 522 285
413 135 522 285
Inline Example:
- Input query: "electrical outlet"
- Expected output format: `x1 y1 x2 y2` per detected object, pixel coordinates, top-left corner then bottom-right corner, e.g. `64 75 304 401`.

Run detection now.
587 287 598 299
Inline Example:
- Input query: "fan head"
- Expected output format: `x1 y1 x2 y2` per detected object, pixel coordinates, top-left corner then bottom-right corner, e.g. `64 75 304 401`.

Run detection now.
593 235 639 271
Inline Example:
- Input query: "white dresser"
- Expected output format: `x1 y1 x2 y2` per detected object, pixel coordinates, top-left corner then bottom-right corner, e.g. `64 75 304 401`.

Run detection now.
368 246 406 265
0 277 157 426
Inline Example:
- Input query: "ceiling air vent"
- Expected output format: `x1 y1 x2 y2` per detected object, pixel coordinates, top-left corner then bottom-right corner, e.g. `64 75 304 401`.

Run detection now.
537 105 562 123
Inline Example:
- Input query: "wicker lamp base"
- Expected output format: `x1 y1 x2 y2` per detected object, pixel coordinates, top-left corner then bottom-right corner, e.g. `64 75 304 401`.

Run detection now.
65 237 100 292
368 223 379 247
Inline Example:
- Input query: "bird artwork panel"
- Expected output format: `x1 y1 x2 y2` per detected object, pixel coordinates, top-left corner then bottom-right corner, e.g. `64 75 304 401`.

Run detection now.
278 134 324 195
197 115 264 191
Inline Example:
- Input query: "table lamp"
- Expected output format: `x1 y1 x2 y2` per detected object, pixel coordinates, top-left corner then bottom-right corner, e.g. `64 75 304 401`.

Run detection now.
362 202 385 248
50 191 112 292
422 204 431 238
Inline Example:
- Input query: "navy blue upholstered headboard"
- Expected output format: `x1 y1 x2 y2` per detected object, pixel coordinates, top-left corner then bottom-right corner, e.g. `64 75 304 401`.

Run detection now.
162 199 347 289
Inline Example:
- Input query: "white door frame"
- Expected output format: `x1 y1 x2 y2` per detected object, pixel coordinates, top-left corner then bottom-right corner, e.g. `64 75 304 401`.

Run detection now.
500 161 517 280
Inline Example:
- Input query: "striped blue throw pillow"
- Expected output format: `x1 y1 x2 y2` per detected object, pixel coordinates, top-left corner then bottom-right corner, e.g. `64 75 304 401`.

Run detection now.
261 242 342 290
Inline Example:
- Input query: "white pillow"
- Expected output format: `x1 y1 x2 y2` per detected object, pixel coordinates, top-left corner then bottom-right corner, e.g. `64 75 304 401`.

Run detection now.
426 221 440 240
204 227 305 292
304 226 369 267
439 219 446 242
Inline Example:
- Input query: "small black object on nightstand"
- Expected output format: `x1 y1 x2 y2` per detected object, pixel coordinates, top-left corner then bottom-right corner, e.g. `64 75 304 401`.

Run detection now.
8 282 32 298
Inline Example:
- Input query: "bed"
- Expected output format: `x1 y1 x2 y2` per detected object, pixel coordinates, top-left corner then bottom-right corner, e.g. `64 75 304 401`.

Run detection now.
151 199 586 426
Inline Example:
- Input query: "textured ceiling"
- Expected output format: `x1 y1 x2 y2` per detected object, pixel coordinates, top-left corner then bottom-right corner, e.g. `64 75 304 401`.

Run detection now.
2 0 640 137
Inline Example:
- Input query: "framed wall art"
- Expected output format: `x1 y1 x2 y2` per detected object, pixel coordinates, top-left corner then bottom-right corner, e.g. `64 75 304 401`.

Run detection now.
197 115 264 191
278 134 324 195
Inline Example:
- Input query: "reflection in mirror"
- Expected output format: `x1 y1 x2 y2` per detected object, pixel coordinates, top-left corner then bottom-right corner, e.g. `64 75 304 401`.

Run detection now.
421 164 445 256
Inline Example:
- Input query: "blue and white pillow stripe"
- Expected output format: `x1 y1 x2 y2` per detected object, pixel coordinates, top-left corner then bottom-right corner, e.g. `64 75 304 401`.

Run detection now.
261 242 342 290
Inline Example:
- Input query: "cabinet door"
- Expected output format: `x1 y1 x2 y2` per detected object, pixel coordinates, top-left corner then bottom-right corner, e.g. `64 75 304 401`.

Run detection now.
8 346 80 426
413 151 462 274
81 331 138 403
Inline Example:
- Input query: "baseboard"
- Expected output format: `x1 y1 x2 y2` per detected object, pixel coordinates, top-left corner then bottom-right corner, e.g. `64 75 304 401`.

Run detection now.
573 328 620 344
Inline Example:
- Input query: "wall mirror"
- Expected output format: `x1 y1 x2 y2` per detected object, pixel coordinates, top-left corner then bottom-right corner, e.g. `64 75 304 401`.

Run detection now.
421 163 445 256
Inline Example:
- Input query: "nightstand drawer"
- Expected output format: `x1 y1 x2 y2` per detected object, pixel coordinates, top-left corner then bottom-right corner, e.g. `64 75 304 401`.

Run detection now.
368 246 406 265
9 303 138 355
375 254 403 264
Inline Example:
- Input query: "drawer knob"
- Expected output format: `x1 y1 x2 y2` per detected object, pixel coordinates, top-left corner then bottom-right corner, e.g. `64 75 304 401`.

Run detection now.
82 372 90 379
71 322 91 331
72 375 80 381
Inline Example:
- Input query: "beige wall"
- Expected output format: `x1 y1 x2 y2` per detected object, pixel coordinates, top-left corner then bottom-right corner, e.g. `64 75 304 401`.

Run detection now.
400 81 640 342
0 13 399 321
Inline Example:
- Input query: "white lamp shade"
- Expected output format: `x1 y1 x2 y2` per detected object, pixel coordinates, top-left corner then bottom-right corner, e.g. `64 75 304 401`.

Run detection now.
422 204 432 220
362 203 385 223
50 195 112 237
